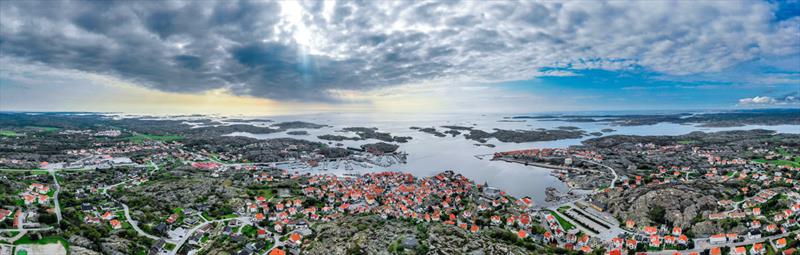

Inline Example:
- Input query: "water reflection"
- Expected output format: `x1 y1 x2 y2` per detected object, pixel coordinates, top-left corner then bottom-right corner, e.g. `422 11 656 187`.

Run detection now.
224 112 800 206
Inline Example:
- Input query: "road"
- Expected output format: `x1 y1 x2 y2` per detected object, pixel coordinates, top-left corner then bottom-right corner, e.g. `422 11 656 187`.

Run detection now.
578 159 618 189
48 169 63 223
167 217 245 255
101 181 174 244
644 230 795 255
120 201 169 242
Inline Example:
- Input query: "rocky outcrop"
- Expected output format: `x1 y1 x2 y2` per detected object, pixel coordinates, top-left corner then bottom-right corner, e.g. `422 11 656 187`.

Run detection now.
70 246 102 255
361 142 400 153
68 235 100 255
597 185 719 229
99 236 134 255
305 216 535 255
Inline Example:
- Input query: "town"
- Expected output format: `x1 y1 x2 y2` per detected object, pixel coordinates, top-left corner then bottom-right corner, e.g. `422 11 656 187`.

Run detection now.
0 113 798 255
493 129 800 255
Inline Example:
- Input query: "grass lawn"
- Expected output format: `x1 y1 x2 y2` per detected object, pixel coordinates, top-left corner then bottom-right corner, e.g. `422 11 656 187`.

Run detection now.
27 126 60 132
549 211 575 231
31 170 50 175
0 130 22 137
0 169 49 175
219 214 238 219
241 225 258 238
247 188 275 200
776 148 791 157
126 134 184 144
202 212 237 221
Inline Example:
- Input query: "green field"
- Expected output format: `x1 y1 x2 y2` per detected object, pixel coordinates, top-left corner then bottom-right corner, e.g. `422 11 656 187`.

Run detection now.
549 211 575 231
0 130 22 137
27 126 60 132
754 158 800 168
241 225 258 237
126 134 184 144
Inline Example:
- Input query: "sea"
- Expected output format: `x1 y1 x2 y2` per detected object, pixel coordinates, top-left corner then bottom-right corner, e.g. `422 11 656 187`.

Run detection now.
180 111 800 206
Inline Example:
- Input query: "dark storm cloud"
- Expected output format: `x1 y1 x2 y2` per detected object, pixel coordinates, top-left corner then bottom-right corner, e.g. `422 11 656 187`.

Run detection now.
1 0 798 102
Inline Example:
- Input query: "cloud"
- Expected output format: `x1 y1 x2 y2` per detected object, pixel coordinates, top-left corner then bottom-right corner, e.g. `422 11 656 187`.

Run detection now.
1 0 798 102
738 93 800 106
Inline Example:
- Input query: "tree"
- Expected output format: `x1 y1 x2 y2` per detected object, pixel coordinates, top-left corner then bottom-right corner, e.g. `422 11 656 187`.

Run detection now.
648 206 666 225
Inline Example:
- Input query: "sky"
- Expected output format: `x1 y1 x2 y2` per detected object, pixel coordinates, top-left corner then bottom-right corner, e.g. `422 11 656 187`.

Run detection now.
0 0 799 115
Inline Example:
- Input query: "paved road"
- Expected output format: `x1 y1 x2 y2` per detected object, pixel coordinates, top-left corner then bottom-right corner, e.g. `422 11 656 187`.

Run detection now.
102 181 173 244
168 217 245 255
49 169 63 223
578 159 618 189
120 201 168 242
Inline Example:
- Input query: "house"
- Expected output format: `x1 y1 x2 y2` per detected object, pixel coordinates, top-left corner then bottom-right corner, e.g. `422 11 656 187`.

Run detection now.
268 248 286 255
751 220 762 229
566 233 577 243
710 247 722 255
166 214 179 224
101 211 114 220
37 195 48 204
491 215 501 225
709 213 726 220
664 235 675 245
748 230 762 239
0 209 10 222
784 249 797 255
110 219 122 229
649 235 660 247
84 216 100 224
765 224 778 233
726 233 739 242
672 226 682 236
677 235 688 245
644 226 658 235
750 242 765 255
729 211 746 219
626 220 635 229
611 237 624 248
288 232 302 246
154 223 168 234
577 235 589 247
517 230 528 239
626 239 637 249
775 238 787 249
732 246 747 255
543 231 553 242
22 194 35 205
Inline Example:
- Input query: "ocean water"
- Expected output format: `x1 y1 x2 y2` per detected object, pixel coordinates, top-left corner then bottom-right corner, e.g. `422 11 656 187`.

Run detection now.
217 112 799 206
